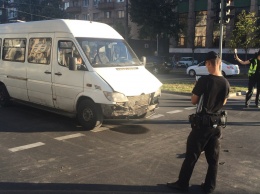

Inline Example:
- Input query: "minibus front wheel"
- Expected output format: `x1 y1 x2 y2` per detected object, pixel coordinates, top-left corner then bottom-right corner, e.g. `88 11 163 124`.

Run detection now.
77 99 103 130
0 84 11 107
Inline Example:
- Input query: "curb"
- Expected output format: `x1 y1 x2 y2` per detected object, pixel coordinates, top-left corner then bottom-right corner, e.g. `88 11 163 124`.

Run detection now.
227 89 256 98
228 91 246 97
162 90 256 98
161 90 191 96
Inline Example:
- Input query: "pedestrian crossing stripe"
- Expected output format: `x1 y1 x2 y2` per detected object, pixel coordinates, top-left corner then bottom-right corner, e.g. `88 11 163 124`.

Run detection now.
9 142 45 152
54 133 85 141
167 110 183 114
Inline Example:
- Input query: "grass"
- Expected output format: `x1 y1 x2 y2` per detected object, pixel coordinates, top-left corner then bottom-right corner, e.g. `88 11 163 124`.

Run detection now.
161 80 248 94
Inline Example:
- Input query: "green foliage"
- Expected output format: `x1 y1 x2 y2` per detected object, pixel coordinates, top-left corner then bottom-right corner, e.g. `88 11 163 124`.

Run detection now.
229 10 259 54
129 0 179 40
113 22 131 39
16 0 67 21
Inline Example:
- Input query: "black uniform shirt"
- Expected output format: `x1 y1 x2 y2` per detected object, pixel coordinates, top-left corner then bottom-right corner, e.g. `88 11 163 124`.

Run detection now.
192 75 230 113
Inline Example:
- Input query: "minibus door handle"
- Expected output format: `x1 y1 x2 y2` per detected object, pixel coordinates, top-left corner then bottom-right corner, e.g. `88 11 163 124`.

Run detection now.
55 72 62 76
44 70 51 74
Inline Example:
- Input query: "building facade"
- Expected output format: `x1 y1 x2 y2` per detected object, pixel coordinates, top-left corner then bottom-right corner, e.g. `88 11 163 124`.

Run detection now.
171 0 260 55
63 0 260 56
63 0 160 56
3 1 257 56
0 0 18 23
63 0 140 39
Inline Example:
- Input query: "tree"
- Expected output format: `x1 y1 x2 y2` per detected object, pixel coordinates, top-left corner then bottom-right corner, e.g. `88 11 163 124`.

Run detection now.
39 0 68 20
113 21 132 39
129 0 179 40
229 10 259 59
15 0 67 21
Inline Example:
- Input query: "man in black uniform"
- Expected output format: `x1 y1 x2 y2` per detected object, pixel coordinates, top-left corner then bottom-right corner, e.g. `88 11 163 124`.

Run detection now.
235 50 260 108
167 51 230 194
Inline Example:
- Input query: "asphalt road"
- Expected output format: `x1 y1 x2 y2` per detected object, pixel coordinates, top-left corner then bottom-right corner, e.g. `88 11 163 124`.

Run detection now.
0 92 259 194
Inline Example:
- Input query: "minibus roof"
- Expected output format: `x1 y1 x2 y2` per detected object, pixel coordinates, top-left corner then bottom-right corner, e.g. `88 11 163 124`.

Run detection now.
0 19 124 39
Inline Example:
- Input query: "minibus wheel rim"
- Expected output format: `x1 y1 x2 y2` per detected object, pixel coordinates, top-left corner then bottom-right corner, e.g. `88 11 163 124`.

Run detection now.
77 99 103 131
82 108 94 121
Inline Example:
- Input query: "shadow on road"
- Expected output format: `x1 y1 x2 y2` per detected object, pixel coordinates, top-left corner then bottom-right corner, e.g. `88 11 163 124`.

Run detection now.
0 182 228 194
109 125 149 134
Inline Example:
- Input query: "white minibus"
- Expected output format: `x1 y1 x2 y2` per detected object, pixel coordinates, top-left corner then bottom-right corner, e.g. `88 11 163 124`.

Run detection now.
0 19 162 130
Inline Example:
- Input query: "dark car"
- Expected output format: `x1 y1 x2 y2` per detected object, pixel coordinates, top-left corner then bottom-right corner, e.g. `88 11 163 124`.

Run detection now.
145 56 172 74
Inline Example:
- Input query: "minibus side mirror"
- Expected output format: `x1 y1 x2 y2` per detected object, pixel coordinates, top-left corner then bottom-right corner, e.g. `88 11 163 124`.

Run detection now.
69 57 77 71
141 56 146 66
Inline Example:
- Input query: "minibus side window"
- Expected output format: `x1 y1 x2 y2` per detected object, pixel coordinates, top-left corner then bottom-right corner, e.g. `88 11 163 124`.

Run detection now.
28 38 52 65
3 38 26 62
58 40 85 70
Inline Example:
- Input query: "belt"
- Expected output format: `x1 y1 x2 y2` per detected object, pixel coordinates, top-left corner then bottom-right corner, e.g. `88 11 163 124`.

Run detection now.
189 111 227 128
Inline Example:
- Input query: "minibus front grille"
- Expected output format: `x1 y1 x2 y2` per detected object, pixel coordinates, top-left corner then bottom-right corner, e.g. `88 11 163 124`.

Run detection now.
101 93 157 118
127 94 150 109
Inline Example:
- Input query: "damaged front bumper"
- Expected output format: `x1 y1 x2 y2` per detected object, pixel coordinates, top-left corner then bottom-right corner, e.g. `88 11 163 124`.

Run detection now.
101 93 159 119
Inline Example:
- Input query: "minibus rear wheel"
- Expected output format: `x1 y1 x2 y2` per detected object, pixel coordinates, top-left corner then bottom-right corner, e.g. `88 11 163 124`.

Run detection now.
0 84 11 107
77 99 103 130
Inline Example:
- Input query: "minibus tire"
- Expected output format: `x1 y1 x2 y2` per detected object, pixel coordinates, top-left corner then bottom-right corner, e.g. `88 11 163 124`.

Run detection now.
77 99 103 130
0 84 11 107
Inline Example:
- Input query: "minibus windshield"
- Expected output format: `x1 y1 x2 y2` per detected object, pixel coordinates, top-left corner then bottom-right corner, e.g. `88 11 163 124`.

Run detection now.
76 38 141 67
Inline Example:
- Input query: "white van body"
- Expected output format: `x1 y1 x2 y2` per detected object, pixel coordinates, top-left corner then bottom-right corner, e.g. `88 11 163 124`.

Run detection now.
0 19 162 130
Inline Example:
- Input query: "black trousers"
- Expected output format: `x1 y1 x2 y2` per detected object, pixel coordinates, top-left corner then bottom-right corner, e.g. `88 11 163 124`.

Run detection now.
177 125 221 192
246 76 260 106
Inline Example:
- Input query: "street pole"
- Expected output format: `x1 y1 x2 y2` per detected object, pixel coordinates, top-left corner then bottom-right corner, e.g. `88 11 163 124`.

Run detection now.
30 0 33 21
219 0 224 60
125 0 128 42
156 34 159 56
218 0 225 73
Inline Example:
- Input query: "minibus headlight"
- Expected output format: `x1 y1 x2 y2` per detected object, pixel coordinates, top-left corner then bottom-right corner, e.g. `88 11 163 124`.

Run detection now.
103 91 128 102
154 88 161 97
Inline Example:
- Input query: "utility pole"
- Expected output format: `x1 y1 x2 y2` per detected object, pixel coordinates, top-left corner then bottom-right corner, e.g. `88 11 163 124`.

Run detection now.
30 0 33 21
125 0 128 42
219 0 224 60
156 34 159 56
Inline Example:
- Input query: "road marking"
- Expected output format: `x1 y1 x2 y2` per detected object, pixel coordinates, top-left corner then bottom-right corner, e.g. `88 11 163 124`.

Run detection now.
9 142 45 152
54 133 85 141
149 114 164 119
167 110 183 114
184 107 196 110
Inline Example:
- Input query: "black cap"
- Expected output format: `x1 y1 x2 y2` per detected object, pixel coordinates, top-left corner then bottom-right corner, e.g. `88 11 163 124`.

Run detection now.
205 51 219 61
257 50 260 56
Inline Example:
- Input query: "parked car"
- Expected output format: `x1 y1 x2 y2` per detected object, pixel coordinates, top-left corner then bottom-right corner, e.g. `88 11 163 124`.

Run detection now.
145 56 172 74
186 60 240 77
176 57 198 68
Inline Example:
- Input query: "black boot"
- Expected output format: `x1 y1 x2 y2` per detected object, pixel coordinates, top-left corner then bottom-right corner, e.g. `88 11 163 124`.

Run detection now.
167 181 188 192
